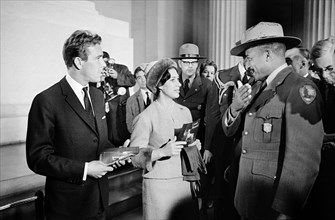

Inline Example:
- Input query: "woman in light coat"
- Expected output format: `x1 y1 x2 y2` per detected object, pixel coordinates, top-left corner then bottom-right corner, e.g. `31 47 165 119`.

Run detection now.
130 58 201 220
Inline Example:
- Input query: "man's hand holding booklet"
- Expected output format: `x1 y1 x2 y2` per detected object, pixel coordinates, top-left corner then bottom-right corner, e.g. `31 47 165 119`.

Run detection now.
99 147 139 166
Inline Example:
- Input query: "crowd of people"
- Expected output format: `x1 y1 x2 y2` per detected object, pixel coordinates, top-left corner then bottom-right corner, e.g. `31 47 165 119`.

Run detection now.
26 21 334 220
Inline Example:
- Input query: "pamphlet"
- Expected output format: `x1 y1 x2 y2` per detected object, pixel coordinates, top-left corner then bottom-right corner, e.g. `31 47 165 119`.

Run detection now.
177 119 200 146
99 147 139 165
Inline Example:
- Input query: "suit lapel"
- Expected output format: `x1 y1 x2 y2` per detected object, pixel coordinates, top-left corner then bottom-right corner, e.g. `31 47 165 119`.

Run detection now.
90 88 104 136
136 90 145 112
185 75 202 99
179 77 186 98
60 77 98 135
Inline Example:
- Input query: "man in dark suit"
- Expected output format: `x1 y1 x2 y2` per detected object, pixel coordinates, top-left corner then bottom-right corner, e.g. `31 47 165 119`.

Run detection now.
126 65 153 133
222 22 324 220
204 57 250 220
26 30 115 220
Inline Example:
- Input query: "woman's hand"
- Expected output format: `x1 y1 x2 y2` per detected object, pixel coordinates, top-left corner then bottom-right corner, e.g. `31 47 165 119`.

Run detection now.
158 136 186 157
188 139 201 151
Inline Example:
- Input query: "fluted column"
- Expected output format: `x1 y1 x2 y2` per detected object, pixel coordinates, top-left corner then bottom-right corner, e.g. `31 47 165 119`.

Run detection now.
304 0 335 48
209 0 247 70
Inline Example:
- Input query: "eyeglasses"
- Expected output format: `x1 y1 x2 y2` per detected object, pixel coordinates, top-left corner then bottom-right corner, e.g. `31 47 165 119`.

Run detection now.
182 60 198 66
312 65 334 74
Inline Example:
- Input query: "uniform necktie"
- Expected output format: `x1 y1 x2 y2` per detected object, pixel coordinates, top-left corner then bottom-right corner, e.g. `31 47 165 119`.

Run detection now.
184 79 190 94
82 87 96 130
249 80 267 107
146 91 151 107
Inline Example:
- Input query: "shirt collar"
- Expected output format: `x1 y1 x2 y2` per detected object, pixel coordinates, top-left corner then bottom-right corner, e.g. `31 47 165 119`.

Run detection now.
140 88 151 98
66 74 89 100
238 62 246 79
266 63 288 85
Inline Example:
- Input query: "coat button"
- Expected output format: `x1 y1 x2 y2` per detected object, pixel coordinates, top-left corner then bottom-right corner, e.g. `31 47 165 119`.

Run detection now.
248 112 253 116
93 139 98 143
274 176 277 180
244 131 248 135
242 149 247 154
224 93 227 96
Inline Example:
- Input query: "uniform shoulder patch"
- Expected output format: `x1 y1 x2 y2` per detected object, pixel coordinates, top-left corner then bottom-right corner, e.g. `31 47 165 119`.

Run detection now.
299 84 316 104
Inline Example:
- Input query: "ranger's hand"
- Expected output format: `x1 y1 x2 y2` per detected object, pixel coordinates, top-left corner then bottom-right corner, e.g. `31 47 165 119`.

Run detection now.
231 80 252 116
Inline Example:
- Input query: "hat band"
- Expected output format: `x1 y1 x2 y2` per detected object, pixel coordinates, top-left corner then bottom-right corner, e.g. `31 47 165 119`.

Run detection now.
180 54 200 58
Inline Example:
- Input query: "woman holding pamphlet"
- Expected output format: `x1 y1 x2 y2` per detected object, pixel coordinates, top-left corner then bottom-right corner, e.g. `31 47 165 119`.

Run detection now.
129 58 205 219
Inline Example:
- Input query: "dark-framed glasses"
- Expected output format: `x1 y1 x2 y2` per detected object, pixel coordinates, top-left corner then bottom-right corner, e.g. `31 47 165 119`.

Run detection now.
182 60 198 66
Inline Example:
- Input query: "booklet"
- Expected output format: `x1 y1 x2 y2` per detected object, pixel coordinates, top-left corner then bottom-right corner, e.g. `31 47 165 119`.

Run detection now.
99 147 139 165
177 119 200 146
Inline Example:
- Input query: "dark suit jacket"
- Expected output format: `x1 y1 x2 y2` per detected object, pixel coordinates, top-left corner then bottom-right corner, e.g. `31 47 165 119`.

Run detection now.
175 75 212 143
126 89 146 133
105 63 136 146
222 67 324 219
204 65 241 159
26 77 113 219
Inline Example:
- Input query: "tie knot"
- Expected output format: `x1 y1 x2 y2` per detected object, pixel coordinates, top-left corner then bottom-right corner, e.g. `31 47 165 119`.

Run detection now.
184 79 190 85
83 87 89 93
242 74 249 85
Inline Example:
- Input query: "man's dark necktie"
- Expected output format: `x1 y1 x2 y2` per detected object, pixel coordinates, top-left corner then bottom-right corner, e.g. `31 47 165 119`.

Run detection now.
184 79 190 94
247 80 267 109
145 91 151 108
242 73 255 86
82 87 96 130
242 74 249 84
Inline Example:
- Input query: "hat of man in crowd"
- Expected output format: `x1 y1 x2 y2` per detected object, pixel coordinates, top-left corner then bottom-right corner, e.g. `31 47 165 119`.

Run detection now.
230 22 301 56
146 58 177 93
172 43 206 59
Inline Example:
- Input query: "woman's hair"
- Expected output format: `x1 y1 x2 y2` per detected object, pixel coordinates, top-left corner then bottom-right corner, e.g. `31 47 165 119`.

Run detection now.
153 66 178 100
199 60 218 75
62 30 102 69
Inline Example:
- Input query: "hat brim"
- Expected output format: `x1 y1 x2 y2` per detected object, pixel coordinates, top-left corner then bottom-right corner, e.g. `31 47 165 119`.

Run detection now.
172 56 207 60
230 36 301 56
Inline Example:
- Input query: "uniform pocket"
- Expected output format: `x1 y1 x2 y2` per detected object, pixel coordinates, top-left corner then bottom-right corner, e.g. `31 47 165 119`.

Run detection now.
251 160 277 180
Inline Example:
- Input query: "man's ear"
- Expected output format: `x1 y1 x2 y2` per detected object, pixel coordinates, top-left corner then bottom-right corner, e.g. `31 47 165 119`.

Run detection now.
178 60 183 67
73 57 82 70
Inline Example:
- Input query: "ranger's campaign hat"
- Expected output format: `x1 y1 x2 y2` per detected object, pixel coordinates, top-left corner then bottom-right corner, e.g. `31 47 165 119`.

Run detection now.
172 43 206 59
231 22 301 56
146 58 177 93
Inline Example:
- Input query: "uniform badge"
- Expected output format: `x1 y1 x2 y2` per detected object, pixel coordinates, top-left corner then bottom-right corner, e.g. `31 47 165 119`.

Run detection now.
299 85 316 104
262 123 272 133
